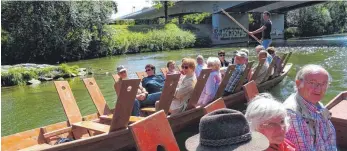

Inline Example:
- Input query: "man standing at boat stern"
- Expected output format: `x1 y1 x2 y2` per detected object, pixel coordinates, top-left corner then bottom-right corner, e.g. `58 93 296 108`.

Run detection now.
284 64 337 151
249 11 272 49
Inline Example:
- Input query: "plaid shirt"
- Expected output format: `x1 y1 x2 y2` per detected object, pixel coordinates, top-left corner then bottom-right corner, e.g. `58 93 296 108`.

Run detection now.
224 64 245 93
284 93 337 151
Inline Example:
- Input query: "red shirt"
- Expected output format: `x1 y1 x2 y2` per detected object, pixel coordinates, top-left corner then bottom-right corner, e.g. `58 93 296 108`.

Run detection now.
266 139 296 151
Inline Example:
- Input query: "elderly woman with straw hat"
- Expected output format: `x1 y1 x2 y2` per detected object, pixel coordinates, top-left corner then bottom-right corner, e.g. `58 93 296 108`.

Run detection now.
197 57 222 106
245 93 296 151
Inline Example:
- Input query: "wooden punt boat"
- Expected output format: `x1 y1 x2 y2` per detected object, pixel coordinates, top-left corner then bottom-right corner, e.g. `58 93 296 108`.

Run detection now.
325 91 347 148
1 62 293 151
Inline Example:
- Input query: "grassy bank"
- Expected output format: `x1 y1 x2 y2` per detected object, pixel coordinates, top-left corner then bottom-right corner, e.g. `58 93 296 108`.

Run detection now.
1 64 80 87
101 24 196 54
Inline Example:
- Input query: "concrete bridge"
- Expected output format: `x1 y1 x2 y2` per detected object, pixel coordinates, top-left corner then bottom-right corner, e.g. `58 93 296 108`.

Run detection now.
120 1 325 45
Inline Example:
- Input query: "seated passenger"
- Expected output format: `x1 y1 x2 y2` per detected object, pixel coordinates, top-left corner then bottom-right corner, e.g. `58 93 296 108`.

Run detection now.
267 47 283 76
167 60 179 75
240 48 250 64
197 57 222 106
249 50 270 84
142 64 165 94
115 65 161 116
169 58 197 115
256 45 272 64
245 93 296 151
218 50 230 67
223 51 248 96
195 55 207 77
284 64 337 150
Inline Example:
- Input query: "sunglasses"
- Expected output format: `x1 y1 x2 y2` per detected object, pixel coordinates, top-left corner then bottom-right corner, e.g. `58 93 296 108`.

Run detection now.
120 70 126 74
219 54 225 57
145 69 152 72
181 65 189 69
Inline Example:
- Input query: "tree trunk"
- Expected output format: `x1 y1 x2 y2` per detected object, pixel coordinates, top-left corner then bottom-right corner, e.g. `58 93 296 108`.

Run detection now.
164 1 168 24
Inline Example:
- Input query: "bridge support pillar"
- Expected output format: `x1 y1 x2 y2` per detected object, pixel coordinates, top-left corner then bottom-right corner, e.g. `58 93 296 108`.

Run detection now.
211 12 249 45
270 13 285 40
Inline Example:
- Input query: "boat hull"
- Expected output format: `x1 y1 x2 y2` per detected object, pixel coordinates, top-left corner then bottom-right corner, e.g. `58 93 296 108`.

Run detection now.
2 63 293 151
326 91 347 148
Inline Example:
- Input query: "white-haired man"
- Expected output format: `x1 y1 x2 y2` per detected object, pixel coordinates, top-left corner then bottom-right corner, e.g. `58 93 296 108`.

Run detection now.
284 64 337 150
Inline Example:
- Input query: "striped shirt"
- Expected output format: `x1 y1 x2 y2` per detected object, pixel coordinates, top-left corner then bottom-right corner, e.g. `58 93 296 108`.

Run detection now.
224 64 246 93
284 93 337 151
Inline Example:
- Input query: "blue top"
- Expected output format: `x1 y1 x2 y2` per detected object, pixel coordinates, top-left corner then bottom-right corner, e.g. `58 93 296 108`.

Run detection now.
142 75 165 94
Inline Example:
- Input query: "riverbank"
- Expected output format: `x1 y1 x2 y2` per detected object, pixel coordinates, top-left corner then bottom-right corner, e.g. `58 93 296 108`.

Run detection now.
287 33 347 40
1 63 91 87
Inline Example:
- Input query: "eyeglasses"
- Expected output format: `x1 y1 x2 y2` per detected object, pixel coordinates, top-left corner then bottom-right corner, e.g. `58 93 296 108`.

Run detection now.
145 69 152 72
304 80 328 88
181 65 189 69
219 54 225 57
261 119 287 129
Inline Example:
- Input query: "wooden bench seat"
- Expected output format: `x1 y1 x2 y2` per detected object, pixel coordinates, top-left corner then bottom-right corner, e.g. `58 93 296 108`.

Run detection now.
204 98 226 114
140 107 156 113
243 80 259 103
99 114 145 123
55 79 140 138
136 71 148 81
129 110 180 151
73 121 110 133
19 144 51 151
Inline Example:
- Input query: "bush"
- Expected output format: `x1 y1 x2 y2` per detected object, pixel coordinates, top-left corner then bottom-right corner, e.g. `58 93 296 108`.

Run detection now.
113 19 135 25
1 64 80 86
101 24 196 53
284 27 300 39
183 13 211 24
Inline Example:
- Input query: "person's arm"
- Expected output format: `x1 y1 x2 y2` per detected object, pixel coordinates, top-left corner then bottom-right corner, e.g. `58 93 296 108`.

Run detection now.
249 25 266 35
114 80 121 96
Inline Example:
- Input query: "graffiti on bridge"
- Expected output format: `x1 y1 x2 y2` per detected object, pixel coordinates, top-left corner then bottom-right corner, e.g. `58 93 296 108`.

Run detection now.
213 27 247 40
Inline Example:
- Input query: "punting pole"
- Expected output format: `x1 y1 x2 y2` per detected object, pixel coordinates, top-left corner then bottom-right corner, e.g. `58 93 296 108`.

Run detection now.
220 8 262 44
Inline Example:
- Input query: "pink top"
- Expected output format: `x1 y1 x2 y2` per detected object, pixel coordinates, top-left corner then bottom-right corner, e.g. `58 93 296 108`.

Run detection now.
197 70 221 106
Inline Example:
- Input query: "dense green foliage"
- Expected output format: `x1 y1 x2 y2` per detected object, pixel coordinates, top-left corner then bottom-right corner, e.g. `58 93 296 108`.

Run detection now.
286 1 347 37
183 13 211 24
1 1 116 65
112 18 170 25
1 64 79 86
101 24 196 54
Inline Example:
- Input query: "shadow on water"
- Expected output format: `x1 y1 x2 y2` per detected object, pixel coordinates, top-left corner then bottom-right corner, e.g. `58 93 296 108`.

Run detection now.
1 36 347 151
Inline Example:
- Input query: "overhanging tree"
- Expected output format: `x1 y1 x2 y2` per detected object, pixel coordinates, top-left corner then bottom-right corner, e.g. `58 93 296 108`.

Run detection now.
1 1 117 64
153 1 175 24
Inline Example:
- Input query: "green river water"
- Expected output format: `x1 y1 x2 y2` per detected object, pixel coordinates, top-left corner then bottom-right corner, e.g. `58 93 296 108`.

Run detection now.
2 44 347 141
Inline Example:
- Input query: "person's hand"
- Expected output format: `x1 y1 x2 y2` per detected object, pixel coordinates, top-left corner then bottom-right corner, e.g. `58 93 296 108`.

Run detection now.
136 93 146 101
248 31 253 35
